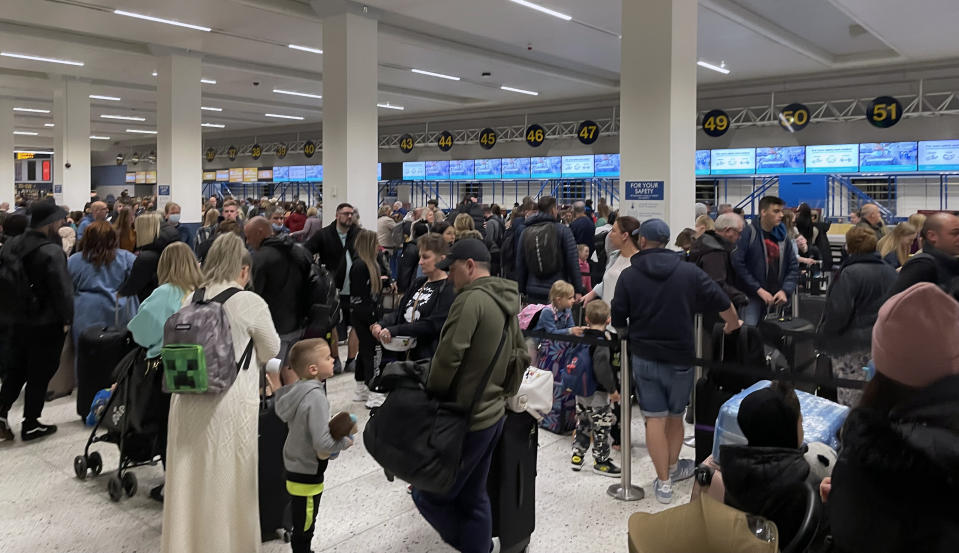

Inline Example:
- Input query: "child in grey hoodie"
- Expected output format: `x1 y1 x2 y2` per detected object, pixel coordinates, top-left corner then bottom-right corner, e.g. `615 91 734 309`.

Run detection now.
275 338 354 553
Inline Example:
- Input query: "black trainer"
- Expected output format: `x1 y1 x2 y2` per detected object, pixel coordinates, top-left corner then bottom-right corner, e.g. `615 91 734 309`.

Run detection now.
0 417 13 441
21 420 57 441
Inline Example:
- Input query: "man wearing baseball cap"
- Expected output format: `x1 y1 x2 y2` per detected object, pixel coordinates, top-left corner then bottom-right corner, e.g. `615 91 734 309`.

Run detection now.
611 219 742 504
412 239 529 553
0 200 74 442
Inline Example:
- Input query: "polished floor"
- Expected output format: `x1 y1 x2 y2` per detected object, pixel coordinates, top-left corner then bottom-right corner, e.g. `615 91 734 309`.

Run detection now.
0 361 696 553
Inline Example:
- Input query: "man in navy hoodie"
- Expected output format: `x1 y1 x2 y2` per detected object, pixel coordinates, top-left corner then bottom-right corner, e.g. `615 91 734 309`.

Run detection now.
611 219 742 505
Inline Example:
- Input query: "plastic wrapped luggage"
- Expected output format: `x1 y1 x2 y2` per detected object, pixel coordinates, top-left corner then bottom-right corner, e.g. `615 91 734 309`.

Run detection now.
489 411 538 553
711 380 849 464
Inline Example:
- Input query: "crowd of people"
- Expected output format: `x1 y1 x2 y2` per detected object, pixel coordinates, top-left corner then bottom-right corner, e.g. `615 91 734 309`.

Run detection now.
0 189 957 553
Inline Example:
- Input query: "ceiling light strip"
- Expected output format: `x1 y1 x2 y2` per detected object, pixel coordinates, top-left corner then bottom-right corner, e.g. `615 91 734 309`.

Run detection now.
1 52 84 66
508 0 572 21
411 68 460 81
273 89 322 99
289 44 323 54
201 106 222 112
377 103 405 111
101 114 146 121
90 136 111 140
126 129 158 134
13 131 39 135
13 107 51 113
265 113 305 120
201 123 226 128
113 10 211 32
697 60 730 74
44 123 55 127
90 95 121 101
500 85 539 96
200 79 217 84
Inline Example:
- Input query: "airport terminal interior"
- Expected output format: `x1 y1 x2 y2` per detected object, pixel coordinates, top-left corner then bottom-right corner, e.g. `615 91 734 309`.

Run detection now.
2 0 959 552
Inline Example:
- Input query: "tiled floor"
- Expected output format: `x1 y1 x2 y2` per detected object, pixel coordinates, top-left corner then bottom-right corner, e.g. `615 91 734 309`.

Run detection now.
0 364 696 553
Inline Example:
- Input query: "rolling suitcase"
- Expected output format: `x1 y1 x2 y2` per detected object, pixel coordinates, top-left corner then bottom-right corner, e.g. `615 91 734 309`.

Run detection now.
75 325 135 419
489 411 537 553
258 395 293 542
759 307 817 392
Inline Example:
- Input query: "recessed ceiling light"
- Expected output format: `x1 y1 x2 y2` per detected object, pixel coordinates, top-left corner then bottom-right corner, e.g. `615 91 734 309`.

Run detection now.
13 107 51 113
508 0 572 21
201 123 226 128
126 129 158 134
289 44 323 54
90 135 111 140
200 79 217 85
113 10 211 32
265 113 305 120
90 95 122 101
697 60 730 75
500 85 539 96
152 71 158 77
201 106 222 112
44 123 55 127
1 52 84 66
101 114 147 121
13 131 39 135
411 68 460 81
377 103 405 111
273 89 322 99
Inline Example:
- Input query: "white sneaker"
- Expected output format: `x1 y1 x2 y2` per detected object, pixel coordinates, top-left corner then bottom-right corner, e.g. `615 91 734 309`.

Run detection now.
353 382 370 402
365 392 386 409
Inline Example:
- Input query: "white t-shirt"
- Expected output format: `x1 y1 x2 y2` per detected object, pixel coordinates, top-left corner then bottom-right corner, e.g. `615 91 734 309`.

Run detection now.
593 252 632 305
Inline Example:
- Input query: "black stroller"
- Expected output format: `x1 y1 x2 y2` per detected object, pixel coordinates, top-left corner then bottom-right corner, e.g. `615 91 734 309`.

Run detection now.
73 346 170 502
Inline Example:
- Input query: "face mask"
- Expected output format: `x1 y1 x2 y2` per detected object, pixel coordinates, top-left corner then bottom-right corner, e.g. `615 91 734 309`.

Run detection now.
271 223 284 232
168 213 181 224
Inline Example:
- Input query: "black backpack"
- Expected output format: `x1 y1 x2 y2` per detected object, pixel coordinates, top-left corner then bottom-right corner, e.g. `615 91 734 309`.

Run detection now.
0 236 44 319
522 221 561 278
501 225 517 278
594 230 609 271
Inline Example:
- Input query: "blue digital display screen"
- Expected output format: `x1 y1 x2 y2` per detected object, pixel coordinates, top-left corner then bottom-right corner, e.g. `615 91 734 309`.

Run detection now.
474 158 502 180
918 140 959 171
425 160 450 180
561 155 594 178
711 148 756 175
304 165 323 182
696 150 710 176
377 162 382 181
449 160 474 180
288 166 307 182
501 158 531 179
530 156 562 179
594 154 620 177
756 146 805 174
805 144 859 173
272 166 289 181
859 142 917 172
402 161 426 180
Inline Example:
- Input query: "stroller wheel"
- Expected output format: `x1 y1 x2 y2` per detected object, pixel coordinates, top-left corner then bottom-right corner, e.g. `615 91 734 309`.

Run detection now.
73 455 88 480
88 452 103 476
122 472 138 497
108 476 123 502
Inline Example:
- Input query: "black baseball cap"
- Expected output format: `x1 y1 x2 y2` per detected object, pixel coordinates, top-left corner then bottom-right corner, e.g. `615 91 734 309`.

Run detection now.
436 238 491 270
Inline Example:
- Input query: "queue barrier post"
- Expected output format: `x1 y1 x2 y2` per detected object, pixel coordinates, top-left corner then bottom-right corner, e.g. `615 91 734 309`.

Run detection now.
607 336 645 501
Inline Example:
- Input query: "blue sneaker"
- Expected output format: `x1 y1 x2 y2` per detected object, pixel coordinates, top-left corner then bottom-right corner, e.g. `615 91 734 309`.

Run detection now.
670 459 696 482
654 478 673 504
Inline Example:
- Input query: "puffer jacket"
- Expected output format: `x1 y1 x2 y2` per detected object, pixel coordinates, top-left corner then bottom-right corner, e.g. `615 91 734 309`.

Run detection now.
118 222 181 302
689 230 748 308
515 213 583 300
815 252 896 355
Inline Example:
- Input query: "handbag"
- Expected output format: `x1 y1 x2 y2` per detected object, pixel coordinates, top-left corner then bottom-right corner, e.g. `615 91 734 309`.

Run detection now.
363 324 510 495
506 367 554 420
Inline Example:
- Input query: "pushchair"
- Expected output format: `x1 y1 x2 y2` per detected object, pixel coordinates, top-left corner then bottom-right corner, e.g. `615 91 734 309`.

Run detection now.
73 346 170 502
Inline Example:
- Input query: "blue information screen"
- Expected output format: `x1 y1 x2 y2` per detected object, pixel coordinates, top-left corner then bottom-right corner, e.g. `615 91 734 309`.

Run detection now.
272 166 289 181
402 161 426 180
918 140 959 171
805 144 859 173
593 154 620 177
531 156 562 179
377 163 382 181
859 142 917 172
711 148 756 175
449 160 474 180
288 166 307 182
696 150 710 176
474 158 502 180
561 155 594 178
501 158 531 179
425 160 450 180
304 165 323 182
756 146 805 174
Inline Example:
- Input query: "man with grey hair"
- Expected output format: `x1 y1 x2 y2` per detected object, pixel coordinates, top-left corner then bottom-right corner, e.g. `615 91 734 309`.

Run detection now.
695 202 708 219
569 200 595 256
690 212 749 309
856 203 886 239
718 204 733 215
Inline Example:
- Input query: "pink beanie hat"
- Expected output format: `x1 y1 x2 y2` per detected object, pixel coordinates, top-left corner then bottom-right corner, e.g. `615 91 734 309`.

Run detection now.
872 282 959 388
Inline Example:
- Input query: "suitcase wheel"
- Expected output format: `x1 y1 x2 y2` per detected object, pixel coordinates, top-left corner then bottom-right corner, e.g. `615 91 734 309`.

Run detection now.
276 529 291 543
122 472 138 498
73 455 88 480
88 452 103 476
108 476 123 502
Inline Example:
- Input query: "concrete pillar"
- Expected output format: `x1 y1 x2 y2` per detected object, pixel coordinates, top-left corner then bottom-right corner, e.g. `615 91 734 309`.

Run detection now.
0 99 14 205
620 0 697 233
53 79 92 211
322 12 378 226
156 54 202 223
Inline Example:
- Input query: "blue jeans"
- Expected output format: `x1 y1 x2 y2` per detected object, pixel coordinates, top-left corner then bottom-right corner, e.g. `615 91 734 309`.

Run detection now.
743 296 767 326
631 355 695 418
412 418 506 553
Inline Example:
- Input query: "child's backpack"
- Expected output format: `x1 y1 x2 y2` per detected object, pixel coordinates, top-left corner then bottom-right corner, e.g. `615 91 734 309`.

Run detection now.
518 303 548 330
161 288 253 394
562 342 597 397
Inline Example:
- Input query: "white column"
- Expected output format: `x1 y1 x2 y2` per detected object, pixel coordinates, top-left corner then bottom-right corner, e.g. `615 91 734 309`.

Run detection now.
53 79 92 211
322 12 378 226
157 54 202 223
620 0 697 232
0 99 14 204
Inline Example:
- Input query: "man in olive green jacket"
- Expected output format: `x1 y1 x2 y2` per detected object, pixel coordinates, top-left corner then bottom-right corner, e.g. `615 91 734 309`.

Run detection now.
413 238 529 553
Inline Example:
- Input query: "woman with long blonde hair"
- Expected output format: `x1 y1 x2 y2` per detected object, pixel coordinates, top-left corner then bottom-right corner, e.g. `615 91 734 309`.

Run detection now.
877 222 917 269
349 229 392 407
908 212 926 253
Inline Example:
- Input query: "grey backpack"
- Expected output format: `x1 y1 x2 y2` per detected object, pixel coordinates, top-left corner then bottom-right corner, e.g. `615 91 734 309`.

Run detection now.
161 288 253 394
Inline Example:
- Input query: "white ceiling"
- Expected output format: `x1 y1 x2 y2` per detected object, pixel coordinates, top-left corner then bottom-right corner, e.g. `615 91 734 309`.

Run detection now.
3 0 959 150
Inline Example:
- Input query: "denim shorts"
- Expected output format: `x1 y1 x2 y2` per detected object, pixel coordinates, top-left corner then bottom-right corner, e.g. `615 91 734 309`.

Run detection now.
631 355 694 418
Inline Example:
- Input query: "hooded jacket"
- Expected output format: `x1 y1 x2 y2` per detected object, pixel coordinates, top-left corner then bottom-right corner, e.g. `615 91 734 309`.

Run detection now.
118 222 181 302
815 252 896 355
730 218 799 297
428 276 530 431
889 243 959 296
274 379 351 481
305 221 358 290
689 230 748 308
252 235 313 334
828 375 959 553
611 249 730 364
454 201 486 238
0 229 73 326
515 212 583 300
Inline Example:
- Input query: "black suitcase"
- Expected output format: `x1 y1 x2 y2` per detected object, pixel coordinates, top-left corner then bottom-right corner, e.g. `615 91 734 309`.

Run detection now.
75 325 135 418
759 310 817 392
259 396 293 542
798 294 827 327
489 412 537 553
694 376 736 465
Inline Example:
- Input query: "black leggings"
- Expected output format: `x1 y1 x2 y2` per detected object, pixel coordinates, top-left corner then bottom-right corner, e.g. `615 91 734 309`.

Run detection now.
350 301 377 385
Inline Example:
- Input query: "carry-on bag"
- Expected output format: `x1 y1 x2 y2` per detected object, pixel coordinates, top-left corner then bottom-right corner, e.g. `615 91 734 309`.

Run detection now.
759 307 817 392
259 394 293 542
489 411 538 553
75 303 136 418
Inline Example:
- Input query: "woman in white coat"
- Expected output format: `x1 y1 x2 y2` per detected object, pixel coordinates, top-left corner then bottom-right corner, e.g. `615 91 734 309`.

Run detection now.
161 233 280 553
